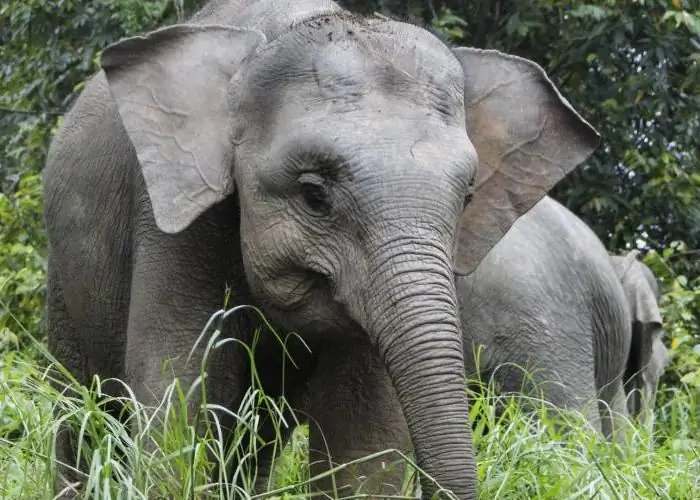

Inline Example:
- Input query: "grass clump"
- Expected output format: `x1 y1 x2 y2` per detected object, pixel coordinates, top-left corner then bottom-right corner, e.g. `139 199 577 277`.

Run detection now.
471 386 699 499
0 307 698 499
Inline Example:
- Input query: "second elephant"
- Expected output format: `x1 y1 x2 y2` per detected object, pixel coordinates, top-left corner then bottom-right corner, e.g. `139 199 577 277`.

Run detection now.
610 251 669 424
457 196 668 436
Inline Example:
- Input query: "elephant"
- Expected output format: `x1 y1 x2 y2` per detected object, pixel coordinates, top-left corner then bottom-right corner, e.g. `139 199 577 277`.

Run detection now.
610 251 670 424
453 196 668 438
42 0 600 497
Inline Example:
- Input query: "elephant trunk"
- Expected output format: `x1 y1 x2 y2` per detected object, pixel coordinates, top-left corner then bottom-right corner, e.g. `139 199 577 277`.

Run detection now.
360 242 477 499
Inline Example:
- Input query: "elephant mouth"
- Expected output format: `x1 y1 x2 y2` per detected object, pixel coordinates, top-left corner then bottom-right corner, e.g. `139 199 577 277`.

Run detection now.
254 268 359 337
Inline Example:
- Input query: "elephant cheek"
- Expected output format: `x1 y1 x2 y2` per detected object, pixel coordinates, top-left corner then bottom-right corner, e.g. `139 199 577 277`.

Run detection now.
239 215 315 310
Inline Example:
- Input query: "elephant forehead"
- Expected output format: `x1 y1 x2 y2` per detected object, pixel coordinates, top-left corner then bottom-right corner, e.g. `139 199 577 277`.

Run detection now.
310 41 464 117
310 44 370 102
364 21 466 94
243 19 465 120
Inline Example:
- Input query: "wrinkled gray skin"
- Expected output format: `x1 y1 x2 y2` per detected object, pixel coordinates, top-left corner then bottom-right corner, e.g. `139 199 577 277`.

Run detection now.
610 252 670 425
42 0 599 497
456 197 668 436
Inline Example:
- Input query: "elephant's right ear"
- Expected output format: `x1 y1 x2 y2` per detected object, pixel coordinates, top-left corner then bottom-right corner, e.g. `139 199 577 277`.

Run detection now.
101 24 265 234
451 48 600 276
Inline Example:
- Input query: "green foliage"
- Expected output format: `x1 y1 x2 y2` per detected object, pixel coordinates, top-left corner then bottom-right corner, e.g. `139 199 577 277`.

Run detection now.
1 340 698 498
472 387 700 498
0 174 46 353
644 244 700 388
0 0 208 184
0 0 206 177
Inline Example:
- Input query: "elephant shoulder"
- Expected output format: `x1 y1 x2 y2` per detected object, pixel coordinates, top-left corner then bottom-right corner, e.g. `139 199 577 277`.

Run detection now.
44 70 136 305
45 70 135 226
46 71 133 178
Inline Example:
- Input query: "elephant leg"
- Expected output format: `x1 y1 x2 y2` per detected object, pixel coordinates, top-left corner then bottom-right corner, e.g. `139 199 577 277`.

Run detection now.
47 273 86 499
302 341 412 498
248 409 299 493
540 378 602 437
491 356 603 436
124 268 241 413
123 201 253 476
598 378 631 443
124 278 249 453
46 262 128 499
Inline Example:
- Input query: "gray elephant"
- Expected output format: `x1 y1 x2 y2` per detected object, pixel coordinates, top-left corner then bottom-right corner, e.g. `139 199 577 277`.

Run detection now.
42 0 599 497
610 251 670 424
455 197 668 437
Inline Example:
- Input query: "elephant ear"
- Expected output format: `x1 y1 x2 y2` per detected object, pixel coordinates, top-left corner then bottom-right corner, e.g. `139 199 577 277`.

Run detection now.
451 48 601 275
100 24 265 234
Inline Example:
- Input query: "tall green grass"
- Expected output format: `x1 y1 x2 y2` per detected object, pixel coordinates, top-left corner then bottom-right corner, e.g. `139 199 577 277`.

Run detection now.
0 306 698 499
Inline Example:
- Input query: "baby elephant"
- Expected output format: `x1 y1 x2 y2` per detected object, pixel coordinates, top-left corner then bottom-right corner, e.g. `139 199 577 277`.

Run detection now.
456 196 669 437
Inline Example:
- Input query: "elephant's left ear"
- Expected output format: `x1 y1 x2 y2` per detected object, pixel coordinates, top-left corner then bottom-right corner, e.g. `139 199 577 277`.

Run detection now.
451 48 600 275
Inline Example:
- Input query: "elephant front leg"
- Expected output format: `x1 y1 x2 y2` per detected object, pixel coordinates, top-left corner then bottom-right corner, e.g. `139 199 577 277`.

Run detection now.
46 261 129 499
242 333 317 494
123 211 252 467
124 284 247 424
47 273 88 500
302 341 412 498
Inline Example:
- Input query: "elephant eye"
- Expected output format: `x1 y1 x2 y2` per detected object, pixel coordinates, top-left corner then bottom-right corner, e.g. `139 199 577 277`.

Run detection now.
299 175 331 216
462 187 474 212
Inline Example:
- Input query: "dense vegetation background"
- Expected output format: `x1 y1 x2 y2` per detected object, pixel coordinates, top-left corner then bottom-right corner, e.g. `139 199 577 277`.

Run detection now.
0 0 698 497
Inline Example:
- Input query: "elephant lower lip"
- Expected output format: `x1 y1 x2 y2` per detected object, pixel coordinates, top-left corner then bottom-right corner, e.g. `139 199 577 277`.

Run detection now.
252 266 328 312
260 293 355 337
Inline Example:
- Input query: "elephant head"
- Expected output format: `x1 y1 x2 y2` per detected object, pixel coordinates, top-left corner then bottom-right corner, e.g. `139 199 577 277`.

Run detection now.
99 11 599 498
611 251 669 421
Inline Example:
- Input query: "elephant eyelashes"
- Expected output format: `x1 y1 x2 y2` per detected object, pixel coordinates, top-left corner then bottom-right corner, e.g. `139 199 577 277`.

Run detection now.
462 185 475 212
298 174 331 216
462 191 473 211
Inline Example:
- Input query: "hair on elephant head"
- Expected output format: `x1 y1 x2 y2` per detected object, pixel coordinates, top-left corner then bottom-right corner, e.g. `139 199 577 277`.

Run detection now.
43 1 599 498
610 250 669 421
